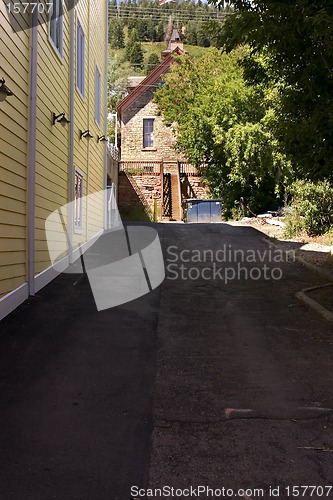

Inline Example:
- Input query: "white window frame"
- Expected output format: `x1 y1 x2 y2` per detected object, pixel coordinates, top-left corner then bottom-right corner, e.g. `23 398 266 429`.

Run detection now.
76 17 85 98
49 0 64 59
74 170 84 233
95 65 101 127
143 117 155 148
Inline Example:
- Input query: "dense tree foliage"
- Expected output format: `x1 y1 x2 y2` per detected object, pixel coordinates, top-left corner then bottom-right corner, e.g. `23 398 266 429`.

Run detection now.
154 48 292 216
108 19 125 49
211 0 333 182
146 52 160 73
108 0 228 48
125 28 144 68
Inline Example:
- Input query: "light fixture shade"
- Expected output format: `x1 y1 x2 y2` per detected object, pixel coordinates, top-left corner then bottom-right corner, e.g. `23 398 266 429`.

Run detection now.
58 115 70 127
52 112 70 126
97 135 108 142
80 130 93 140
0 78 14 102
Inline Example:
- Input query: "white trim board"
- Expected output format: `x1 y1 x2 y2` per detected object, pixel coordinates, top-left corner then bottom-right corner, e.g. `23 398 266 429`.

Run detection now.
0 229 104 321
0 283 29 321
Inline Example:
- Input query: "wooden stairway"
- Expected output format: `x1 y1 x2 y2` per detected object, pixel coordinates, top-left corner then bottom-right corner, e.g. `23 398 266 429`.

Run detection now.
163 161 182 221
170 171 182 220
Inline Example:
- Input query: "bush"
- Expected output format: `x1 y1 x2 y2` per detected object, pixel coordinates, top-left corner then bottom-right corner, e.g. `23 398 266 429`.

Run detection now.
284 180 333 237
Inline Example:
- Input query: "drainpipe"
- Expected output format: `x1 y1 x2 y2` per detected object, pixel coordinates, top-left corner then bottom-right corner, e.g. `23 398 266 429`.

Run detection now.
104 0 108 228
177 160 183 221
68 0 75 263
27 9 38 296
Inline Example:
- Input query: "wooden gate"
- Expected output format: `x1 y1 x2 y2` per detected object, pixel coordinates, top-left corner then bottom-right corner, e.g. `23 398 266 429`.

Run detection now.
163 173 172 217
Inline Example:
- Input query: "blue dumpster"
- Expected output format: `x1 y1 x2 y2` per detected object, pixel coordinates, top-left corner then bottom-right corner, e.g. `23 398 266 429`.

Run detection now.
185 199 223 223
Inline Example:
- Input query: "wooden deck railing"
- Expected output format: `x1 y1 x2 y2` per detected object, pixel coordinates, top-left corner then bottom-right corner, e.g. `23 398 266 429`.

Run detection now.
178 162 202 176
120 160 162 174
107 142 120 162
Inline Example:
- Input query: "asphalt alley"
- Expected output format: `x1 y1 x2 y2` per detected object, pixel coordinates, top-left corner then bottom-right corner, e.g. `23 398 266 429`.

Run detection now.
0 223 332 499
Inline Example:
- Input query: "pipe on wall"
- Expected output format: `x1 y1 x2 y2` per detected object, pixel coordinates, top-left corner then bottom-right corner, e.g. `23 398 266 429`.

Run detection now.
27 9 38 296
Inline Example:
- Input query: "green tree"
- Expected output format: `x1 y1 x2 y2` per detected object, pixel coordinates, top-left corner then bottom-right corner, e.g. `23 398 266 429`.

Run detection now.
146 19 157 42
146 52 160 73
196 22 210 47
125 28 140 60
108 19 125 49
109 0 118 17
156 20 165 42
212 0 333 182
154 48 292 215
129 42 144 69
184 21 197 46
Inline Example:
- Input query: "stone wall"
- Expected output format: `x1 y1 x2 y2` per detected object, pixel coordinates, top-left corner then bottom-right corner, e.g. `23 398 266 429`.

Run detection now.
118 172 162 221
121 86 184 163
180 174 210 201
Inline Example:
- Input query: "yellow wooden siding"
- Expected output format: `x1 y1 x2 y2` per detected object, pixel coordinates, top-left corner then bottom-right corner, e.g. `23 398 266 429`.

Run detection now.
73 0 89 197
0 224 26 239
0 251 26 266
0 0 107 303
0 166 26 191
0 196 26 216
85 0 106 238
0 3 29 296
72 0 106 241
34 5 70 275
0 237 26 253
0 276 27 298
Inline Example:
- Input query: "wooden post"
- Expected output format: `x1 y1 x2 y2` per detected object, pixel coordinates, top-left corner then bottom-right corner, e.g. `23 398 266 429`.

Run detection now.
327 245 333 264
153 197 158 222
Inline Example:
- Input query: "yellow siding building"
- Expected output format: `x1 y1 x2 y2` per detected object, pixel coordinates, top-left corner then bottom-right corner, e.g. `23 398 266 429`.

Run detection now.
0 0 109 319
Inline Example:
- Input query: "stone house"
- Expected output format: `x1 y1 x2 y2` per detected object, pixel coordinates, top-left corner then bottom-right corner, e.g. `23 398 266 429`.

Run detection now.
116 30 208 221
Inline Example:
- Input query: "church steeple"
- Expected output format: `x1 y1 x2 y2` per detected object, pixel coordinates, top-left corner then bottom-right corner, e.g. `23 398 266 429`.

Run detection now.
162 28 184 59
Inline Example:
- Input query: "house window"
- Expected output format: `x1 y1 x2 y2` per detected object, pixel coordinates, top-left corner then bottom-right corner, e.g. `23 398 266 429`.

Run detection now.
49 0 63 57
74 171 83 232
76 19 85 97
143 118 154 148
95 66 101 126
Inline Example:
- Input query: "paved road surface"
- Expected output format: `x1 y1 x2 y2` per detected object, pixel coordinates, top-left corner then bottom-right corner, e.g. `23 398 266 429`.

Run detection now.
0 223 332 499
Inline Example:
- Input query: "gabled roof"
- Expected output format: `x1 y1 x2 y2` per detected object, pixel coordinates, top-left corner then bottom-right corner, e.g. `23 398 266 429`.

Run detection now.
116 47 184 116
127 76 146 90
167 28 182 50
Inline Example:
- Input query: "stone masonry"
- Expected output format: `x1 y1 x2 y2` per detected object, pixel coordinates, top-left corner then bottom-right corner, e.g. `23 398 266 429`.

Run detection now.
118 172 162 221
121 87 182 163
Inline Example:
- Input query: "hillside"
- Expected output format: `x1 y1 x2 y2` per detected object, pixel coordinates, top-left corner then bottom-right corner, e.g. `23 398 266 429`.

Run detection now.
108 41 209 115
107 0 229 119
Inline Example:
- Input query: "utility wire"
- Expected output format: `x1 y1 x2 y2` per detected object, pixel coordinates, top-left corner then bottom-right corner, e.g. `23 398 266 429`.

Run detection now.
108 6 232 21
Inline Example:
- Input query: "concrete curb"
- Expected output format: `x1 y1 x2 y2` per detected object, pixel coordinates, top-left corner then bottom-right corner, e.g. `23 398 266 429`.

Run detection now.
296 284 333 323
297 255 333 281
262 237 333 281
262 237 333 322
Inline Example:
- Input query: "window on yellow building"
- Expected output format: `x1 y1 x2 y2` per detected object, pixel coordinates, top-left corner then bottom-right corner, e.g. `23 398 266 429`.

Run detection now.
143 118 154 148
74 171 83 233
76 19 85 98
95 66 101 127
49 0 63 57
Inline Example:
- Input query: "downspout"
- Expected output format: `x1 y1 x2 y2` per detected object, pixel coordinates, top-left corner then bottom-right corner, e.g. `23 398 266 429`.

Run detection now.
177 160 183 221
104 0 109 228
86 0 91 242
27 9 38 296
68 0 75 263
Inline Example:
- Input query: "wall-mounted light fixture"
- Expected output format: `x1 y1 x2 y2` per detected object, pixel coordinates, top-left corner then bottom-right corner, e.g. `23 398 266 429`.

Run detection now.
80 130 93 140
0 78 14 102
52 112 70 127
97 135 108 142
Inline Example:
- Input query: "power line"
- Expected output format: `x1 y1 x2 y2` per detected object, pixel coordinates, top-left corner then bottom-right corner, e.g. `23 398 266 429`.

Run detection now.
108 5 232 22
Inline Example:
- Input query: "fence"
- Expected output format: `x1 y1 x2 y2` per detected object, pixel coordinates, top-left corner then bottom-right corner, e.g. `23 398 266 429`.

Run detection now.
178 162 202 176
107 142 119 162
120 160 162 174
